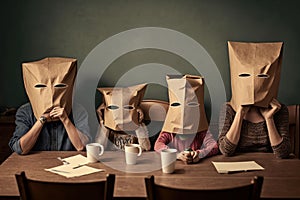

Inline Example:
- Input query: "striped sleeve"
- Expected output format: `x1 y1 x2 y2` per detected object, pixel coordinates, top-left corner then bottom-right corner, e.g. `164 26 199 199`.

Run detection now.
272 104 291 158
218 103 237 156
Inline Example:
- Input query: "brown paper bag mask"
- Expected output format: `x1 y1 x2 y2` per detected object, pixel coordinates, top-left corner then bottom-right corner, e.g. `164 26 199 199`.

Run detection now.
22 57 77 120
228 41 283 111
98 83 147 131
162 75 208 134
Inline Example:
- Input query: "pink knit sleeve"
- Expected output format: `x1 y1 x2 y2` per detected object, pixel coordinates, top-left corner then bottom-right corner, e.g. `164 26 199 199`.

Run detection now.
154 132 172 152
197 131 219 158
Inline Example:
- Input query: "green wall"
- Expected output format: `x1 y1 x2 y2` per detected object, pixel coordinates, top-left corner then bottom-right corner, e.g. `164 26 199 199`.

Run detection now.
1 0 300 131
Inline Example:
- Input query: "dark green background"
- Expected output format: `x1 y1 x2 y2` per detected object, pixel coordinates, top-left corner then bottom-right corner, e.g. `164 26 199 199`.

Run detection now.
1 0 299 126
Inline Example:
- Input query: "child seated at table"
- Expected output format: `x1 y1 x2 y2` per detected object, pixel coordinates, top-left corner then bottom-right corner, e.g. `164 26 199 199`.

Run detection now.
95 83 151 151
154 75 219 164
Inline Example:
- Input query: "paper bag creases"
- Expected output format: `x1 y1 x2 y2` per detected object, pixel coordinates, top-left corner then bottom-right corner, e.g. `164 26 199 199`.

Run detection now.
22 57 77 120
228 41 283 111
97 83 147 131
162 75 208 134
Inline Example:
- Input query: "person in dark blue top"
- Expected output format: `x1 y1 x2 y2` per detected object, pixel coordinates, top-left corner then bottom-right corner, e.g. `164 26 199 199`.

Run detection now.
9 57 91 155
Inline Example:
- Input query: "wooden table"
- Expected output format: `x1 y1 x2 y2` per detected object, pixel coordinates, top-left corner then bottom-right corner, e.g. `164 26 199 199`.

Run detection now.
0 151 300 200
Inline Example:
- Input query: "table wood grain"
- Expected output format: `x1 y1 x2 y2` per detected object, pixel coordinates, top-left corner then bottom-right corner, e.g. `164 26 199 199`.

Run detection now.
0 151 300 199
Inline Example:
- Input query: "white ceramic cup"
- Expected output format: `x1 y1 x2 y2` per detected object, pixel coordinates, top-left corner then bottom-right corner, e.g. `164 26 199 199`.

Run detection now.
161 148 178 173
125 144 142 165
86 143 104 163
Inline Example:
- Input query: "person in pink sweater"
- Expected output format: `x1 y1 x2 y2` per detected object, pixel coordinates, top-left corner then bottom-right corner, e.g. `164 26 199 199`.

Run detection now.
154 75 218 164
155 131 219 163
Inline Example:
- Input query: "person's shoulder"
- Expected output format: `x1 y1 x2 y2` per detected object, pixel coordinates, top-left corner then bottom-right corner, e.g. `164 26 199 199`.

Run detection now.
18 102 31 109
225 102 234 109
220 102 235 114
197 130 212 137
15 102 35 121
17 102 33 113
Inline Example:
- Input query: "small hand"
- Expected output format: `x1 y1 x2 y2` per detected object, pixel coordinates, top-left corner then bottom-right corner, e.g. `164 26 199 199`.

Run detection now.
50 107 68 121
260 99 281 120
190 151 200 163
177 151 193 164
177 151 200 164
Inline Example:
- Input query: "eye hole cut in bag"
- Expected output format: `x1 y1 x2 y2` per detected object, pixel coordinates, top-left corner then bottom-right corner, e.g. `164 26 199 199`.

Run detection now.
54 83 68 88
228 41 283 111
238 73 251 77
187 102 200 107
257 74 269 78
108 105 119 110
162 74 208 134
23 57 77 120
123 105 134 110
34 84 47 88
97 83 148 131
171 102 181 107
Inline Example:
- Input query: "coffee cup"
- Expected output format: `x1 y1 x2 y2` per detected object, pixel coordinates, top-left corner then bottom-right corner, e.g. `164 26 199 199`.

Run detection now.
161 148 177 173
125 144 142 165
86 143 104 163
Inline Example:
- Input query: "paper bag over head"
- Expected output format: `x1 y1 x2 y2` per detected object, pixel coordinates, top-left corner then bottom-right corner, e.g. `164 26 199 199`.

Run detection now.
22 57 77 120
162 75 208 134
98 83 147 131
228 41 283 111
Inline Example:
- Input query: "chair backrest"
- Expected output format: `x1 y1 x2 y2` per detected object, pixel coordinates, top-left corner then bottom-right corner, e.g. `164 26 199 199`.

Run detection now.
140 100 169 122
287 105 300 158
145 175 264 200
15 171 115 200
139 100 169 150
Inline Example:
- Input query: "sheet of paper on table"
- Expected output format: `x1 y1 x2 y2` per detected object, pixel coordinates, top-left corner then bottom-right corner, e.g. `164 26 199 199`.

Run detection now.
212 161 264 174
61 154 90 166
45 154 104 178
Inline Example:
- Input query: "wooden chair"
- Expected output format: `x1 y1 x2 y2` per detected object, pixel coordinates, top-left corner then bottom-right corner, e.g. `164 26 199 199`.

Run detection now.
145 175 264 200
140 100 169 150
15 171 115 200
140 99 169 122
287 105 300 158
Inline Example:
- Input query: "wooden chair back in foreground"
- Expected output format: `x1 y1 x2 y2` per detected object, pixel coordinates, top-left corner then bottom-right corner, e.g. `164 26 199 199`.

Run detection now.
140 100 169 122
287 105 300 158
15 171 115 200
145 175 264 200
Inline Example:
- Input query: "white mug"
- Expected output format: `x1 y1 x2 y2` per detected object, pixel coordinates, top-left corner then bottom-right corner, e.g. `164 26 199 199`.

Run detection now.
86 143 104 163
125 144 142 165
161 148 177 173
